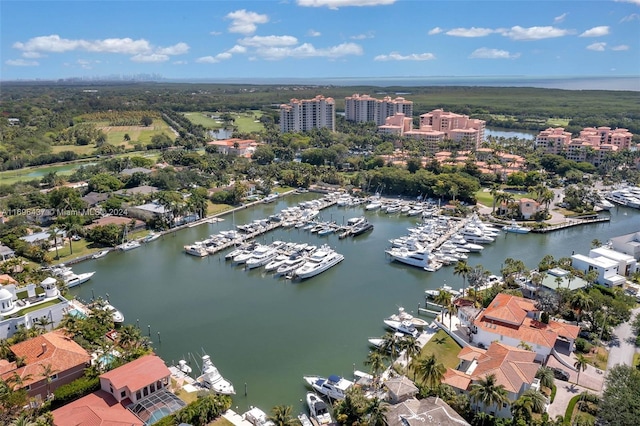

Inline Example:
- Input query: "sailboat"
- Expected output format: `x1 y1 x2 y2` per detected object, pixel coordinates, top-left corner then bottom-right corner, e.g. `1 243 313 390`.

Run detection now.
116 225 141 251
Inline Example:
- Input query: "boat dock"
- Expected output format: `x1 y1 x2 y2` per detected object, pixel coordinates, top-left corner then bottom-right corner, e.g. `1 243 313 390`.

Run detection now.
530 216 610 233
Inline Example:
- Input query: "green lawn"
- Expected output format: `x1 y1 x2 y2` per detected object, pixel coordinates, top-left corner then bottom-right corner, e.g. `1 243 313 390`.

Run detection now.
418 329 462 369
182 111 264 133
0 162 96 185
547 118 570 127
12 299 60 317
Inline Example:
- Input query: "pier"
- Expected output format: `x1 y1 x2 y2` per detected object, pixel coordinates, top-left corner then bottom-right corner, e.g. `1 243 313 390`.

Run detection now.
530 216 610 233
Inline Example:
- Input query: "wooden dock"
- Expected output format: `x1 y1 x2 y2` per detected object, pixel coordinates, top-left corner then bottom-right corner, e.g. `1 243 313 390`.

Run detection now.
530 216 610 233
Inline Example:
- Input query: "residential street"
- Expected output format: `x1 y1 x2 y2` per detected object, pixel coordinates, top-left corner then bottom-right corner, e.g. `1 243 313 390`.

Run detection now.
607 307 640 371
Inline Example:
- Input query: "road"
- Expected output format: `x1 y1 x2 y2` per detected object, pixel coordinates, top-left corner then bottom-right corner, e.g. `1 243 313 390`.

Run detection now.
607 307 640 371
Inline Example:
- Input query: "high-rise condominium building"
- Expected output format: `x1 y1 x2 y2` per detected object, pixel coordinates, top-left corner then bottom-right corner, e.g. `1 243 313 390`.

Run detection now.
344 94 413 125
279 95 335 133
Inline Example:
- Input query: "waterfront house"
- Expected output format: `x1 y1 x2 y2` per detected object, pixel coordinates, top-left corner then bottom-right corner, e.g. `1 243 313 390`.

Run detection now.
113 184 159 197
52 390 144 426
207 138 259 157
99 354 171 403
459 293 580 362
85 216 145 232
442 342 541 418
589 246 636 277
81 191 110 207
0 244 15 261
608 231 640 266
384 396 470 426
571 254 626 287
518 198 542 219
0 330 91 400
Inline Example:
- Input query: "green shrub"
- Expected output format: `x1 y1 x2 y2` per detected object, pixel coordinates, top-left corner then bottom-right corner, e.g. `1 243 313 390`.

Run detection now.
575 338 593 353
550 384 557 403
52 376 100 409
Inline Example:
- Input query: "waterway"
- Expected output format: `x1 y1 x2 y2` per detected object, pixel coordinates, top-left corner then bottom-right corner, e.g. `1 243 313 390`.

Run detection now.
485 127 537 140
68 195 639 413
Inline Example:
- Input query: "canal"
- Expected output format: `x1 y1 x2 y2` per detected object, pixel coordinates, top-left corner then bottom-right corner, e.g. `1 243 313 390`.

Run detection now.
69 194 639 413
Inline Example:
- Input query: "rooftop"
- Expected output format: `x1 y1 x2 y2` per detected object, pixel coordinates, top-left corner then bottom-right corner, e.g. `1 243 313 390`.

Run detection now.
100 355 170 393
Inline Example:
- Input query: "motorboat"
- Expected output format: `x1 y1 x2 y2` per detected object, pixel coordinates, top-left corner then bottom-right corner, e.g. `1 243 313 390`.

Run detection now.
303 374 354 400
596 198 614 211
197 354 235 395
368 332 405 351
503 220 531 234
225 242 257 260
117 240 141 251
275 249 314 277
426 284 461 299
244 407 275 426
262 193 279 203
351 219 373 237
177 359 192 375
184 244 208 257
386 307 429 329
52 265 95 288
143 232 161 243
365 201 382 210
306 392 334 425
92 250 109 259
385 247 433 269
245 245 279 269
298 414 313 426
103 303 124 324
383 319 420 338
293 246 344 280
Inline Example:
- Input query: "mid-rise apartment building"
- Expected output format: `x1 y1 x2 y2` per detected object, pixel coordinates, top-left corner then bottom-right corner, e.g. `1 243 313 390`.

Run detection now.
535 126 634 164
279 95 335 133
345 93 413 125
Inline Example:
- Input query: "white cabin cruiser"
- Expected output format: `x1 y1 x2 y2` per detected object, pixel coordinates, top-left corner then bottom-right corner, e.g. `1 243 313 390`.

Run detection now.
383 319 420 338
385 307 429 329
293 246 344 280
197 354 235 395
306 392 334 425
303 374 354 400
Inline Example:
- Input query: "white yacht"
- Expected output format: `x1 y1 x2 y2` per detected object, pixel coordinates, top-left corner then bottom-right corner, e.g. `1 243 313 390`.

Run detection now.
117 240 141 251
197 354 235 395
103 303 124 324
306 392 334 425
52 265 95 288
503 220 531 234
245 245 279 269
303 374 354 400
184 244 208 257
293 246 344 280
383 319 420 338
385 307 429 329
385 247 433 268
92 250 109 259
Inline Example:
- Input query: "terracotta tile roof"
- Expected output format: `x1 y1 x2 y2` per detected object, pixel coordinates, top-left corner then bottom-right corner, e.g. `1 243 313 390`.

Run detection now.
2 330 90 388
100 355 170 393
547 319 581 340
443 342 538 394
52 389 143 426
457 346 485 362
480 293 536 326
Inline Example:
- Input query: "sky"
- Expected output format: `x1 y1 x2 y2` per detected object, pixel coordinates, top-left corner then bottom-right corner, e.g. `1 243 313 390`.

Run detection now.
1 0 639 82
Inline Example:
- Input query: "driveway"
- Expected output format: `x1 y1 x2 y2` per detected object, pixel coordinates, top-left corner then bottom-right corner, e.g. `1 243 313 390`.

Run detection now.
607 307 640 370
547 382 593 419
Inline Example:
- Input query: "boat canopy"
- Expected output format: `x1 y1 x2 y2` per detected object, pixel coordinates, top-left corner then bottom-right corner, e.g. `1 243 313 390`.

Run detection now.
328 375 341 383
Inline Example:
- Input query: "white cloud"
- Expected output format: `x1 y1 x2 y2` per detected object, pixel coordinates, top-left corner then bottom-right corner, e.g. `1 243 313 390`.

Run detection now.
446 27 495 37
621 13 640 22
374 52 436 61
157 42 190 55
611 44 630 51
12 34 189 61
469 48 520 59
615 0 640 5
350 32 374 40
587 42 607 51
196 52 233 63
296 0 395 9
579 26 610 37
77 59 94 69
228 45 247 54
5 58 39 66
428 27 443 35
554 13 568 23
131 53 170 63
173 60 188 65
258 42 363 60
225 9 268 35
500 26 572 40
210 31 222 36
239 35 299 47
307 29 322 37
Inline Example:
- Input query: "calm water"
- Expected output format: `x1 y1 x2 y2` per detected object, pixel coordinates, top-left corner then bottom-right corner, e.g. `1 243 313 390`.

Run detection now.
485 127 537 140
69 195 640 413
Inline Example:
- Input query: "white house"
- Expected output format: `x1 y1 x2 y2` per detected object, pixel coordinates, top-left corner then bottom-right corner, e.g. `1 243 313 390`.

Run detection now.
99 355 171 403
589 246 636 277
571 253 626 287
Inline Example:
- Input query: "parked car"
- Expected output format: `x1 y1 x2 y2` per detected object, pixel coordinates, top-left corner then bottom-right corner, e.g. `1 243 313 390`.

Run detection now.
551 367 570 381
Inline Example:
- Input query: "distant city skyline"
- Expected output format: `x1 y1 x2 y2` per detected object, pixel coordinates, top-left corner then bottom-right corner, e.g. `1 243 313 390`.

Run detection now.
1 0 639 84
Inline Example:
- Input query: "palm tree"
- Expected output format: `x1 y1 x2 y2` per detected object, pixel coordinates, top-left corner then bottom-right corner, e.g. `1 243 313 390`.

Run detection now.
433 289 452 321
414 354 445 392
33 316 52 333
397 336 421 377
365 397 388 426
48 228 60 260
518 341 533 351
511 393 534 424
520 388 547 413
364 351 386 389
535 366 555 390
591 239 602 248
571 290 593 323
380 332 400 360
267 405 297 426
574 354 588 386
40 363 58 397
454 260 472 297
469 373 509 414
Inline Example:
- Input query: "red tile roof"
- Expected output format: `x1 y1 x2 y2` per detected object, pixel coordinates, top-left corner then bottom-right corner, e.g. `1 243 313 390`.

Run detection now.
443 342 538 394
100 355 170 393
52 390 143 426
2 330 90 388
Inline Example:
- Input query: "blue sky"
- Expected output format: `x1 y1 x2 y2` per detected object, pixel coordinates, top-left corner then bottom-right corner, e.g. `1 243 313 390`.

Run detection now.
1 0 639 81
